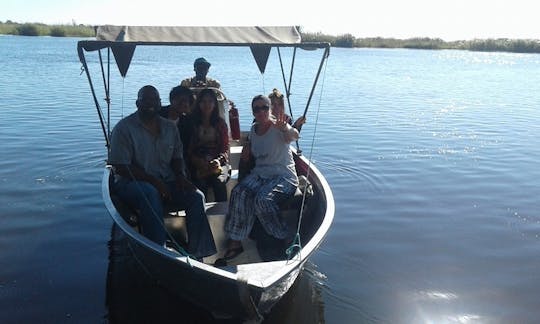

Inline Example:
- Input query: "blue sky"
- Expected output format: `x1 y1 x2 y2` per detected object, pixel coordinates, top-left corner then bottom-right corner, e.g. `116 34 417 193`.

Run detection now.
1 0 539 40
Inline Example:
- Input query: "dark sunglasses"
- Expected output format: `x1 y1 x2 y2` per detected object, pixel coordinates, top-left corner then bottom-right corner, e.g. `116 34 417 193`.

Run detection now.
252 105 270 112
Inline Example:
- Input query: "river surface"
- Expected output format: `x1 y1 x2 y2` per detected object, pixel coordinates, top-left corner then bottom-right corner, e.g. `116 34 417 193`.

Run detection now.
1 35 539 323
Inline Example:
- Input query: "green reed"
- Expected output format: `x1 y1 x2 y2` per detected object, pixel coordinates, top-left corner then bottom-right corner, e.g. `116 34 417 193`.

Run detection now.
300 31 540 54
2 21 539 54
0 21 95 37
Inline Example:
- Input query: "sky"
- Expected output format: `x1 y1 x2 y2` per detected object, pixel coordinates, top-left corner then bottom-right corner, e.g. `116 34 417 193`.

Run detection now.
1 0 539 41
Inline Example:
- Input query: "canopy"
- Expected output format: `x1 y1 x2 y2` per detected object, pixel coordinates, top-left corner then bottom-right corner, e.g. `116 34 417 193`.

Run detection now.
77 26 330 147
96 25 302 44
78 26 329 76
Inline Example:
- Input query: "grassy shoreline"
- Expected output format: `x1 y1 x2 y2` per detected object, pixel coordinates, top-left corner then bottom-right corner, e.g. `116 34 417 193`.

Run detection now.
0 21 95 37
301 32 540 54
2 21 539 54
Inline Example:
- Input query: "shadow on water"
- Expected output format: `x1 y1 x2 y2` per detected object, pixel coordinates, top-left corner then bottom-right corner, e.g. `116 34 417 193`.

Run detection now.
105 224 325 324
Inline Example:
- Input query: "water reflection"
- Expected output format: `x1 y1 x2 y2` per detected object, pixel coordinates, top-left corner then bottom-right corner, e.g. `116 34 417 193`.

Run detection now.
105 225 325 323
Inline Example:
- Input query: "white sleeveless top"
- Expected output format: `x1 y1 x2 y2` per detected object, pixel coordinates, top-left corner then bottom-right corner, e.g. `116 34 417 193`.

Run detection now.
249 124 298 186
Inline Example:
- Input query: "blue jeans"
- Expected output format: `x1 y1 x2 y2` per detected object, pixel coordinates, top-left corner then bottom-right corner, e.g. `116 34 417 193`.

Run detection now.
113 179 217 258
192 176 228 202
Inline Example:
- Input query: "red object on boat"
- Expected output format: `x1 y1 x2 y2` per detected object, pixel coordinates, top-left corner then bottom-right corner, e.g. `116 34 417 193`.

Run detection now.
229 103 240 140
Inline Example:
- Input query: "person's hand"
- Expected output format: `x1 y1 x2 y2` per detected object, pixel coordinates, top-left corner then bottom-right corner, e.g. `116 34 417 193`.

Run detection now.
209 159 220 168
293 116 306 128
153 179 171 201
273 113 288 132
240 143 252 161
209 159 222 174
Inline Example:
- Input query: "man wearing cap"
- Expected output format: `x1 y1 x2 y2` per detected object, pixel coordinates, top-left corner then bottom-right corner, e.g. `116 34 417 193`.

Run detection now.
181 57 221 89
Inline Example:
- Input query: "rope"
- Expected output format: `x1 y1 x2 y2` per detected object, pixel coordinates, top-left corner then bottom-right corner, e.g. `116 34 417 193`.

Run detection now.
121 80 125 119
107 48 111 139
261 73 266 94
277 47 295 120
127 239 156 279
286 55 329 262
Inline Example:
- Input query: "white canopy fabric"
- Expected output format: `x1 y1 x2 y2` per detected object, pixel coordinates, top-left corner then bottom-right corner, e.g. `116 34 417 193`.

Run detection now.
96 26 302 44
77 25 330 146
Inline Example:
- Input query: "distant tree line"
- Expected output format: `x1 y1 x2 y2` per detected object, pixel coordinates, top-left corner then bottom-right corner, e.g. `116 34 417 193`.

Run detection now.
2 21 539 54
0 20 94 37
300 31 540 54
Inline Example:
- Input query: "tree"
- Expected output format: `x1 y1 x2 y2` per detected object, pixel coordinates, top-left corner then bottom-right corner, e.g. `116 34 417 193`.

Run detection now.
16 24 39 36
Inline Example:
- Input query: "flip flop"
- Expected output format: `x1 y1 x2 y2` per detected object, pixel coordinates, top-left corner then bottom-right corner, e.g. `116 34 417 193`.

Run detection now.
213 246 244 267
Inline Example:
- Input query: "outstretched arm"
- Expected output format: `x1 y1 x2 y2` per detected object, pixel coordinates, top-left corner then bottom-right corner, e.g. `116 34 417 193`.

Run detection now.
292 115 306 129
274 113 299 142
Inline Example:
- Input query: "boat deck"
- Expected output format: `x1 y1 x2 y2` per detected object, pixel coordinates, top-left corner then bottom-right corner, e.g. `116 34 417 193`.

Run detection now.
165 201 299 265
164 202 262 265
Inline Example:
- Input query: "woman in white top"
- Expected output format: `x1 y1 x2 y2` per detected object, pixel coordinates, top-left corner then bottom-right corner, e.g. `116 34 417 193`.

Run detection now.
216 95 300 265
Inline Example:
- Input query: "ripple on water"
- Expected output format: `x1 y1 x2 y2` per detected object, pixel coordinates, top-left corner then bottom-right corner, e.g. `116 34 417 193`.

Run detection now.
314 158 385 194
2 39 540 323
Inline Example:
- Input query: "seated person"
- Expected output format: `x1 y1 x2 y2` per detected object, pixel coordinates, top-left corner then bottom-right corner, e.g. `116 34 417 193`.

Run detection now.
160 85 195 159
216 95 300 265
268 88 306 129
109 85 216 260
181 57 221 89
187 88 230 202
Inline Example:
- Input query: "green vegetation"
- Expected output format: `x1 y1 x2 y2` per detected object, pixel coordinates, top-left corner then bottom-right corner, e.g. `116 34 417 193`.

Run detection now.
301 31 540 54
0 20 94 37
2 21 539 54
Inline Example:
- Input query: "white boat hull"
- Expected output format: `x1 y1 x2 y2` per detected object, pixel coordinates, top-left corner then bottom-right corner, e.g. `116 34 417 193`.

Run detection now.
102 150 334 318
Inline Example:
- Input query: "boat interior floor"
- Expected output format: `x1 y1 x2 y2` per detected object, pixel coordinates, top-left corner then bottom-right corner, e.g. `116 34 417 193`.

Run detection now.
164 201 298 266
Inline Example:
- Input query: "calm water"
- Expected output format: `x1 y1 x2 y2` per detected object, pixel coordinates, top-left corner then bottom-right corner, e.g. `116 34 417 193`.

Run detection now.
1 35 539 323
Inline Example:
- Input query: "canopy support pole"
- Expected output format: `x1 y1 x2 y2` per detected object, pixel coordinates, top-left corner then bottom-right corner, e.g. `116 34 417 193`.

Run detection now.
300 46 330 125
277 47 296 120
98 48 112 143
107 48 111 140
78 45 110 149
277 47 301 152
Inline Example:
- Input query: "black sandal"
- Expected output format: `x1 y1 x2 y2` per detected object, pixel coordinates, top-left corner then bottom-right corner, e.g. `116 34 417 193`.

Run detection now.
213 245 244 267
